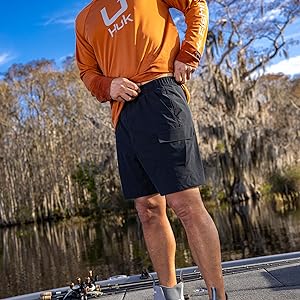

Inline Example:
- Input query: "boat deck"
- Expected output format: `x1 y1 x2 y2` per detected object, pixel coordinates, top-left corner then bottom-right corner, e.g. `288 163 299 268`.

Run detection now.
123 260 300 299
6 252 300 300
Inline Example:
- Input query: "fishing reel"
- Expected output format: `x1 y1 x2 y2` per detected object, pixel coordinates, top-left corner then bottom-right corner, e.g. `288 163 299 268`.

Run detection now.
40 270 102 300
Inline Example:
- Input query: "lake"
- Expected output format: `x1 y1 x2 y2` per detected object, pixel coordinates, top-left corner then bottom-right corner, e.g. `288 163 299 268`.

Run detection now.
1 197 299 298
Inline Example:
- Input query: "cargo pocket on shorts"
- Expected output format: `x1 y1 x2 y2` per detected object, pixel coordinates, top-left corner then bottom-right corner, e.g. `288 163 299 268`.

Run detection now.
157 126 194 167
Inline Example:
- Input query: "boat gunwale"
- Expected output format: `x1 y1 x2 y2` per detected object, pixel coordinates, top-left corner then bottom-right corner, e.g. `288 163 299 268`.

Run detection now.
5 251 300 300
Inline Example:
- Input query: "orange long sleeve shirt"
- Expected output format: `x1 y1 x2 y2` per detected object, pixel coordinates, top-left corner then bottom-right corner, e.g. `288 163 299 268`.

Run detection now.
75 0 209 128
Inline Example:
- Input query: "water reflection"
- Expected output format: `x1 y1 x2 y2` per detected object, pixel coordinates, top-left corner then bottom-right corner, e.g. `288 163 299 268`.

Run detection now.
1 198 299 298
218 195 299 260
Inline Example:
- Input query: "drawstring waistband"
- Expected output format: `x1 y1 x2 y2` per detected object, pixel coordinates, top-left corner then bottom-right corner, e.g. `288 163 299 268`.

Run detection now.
138 76 191 103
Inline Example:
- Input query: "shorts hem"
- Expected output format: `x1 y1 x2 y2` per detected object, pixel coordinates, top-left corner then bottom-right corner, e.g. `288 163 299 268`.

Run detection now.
160 181 206 196
123 190 159 200
123 179 206 199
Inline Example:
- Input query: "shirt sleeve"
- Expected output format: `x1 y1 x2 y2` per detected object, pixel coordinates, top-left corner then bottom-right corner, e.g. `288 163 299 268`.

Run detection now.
75 17 113 102
163 0 209 68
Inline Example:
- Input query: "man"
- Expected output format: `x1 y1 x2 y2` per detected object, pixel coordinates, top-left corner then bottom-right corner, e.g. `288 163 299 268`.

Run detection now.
75 1 227 299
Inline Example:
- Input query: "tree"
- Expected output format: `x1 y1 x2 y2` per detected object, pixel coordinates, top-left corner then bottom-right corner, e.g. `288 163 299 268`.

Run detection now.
179 0 300 200
0 59 122 226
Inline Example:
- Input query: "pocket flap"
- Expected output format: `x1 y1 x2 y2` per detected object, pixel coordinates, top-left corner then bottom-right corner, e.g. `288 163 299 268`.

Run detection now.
158 126 194 143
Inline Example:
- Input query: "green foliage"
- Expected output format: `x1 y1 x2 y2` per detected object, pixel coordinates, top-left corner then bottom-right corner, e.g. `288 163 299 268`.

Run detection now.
268 165 300 195
199 185 213 201
72 162 124 216
200 185 228 204
72 163 100 214
217 190 227 202
73 163 97 199
216 142 225 153
259 183 273 200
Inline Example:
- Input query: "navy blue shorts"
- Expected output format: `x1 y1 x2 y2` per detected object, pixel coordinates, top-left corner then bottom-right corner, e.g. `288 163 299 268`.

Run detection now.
115 77 206 199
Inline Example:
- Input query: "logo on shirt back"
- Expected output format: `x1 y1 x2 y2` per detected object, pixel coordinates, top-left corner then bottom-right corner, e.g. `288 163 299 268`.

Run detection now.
100 0 133 37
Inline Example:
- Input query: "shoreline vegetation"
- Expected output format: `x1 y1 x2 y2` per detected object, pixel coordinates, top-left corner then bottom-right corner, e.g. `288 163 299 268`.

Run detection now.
0 56 298 227
1 1 300 227
0 172 299 228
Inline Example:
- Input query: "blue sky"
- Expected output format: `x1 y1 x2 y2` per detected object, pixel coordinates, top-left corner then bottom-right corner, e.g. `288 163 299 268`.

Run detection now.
0 0 299 75
0 0 90 73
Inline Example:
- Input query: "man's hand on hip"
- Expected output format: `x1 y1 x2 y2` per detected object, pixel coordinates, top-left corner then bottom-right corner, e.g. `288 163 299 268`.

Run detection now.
110 78 141 102
174 60 195 84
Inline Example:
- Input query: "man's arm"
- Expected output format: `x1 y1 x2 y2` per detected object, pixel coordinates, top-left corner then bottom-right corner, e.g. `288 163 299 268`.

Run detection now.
163 0 209 68
75 18 140 103
75 21 113 102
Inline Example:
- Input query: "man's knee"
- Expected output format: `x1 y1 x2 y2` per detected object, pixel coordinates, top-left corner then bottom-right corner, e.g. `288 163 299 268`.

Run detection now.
166 188 204 223
135 194 166 225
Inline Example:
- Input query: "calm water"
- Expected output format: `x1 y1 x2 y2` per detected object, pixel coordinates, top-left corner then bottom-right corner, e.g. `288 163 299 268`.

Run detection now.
1 198 300 298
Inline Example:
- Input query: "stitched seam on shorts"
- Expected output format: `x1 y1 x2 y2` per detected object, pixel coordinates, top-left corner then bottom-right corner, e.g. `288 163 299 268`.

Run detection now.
162 86 183 127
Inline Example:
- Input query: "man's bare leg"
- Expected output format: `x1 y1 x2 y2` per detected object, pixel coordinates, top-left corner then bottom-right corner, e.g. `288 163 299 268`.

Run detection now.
166 188 226 300
135 194 177 287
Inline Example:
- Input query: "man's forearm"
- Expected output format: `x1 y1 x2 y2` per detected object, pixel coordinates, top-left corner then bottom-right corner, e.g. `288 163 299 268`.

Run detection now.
81 73 114 103
165 0 209 68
